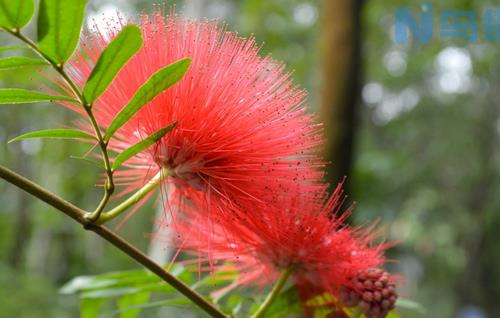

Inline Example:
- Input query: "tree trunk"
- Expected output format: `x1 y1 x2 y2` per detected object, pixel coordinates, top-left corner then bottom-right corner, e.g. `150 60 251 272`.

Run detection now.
319 0 363 194
455 82 500 316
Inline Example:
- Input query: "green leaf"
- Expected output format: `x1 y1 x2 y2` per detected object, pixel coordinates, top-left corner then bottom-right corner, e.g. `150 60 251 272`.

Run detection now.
117 292 151 318
396 298 426 315
264 286 303 318
37 0 87 64
105 58 191 141
62 266 202 317
313 308 335 318
0 88 77 104
0 56 48 69
306 292 336 308
0 0 35 29
80 298 105 318
61 276 101 294
386 311 403 318
83 25 143 103
79 282 181 300
112 122 176 171
206 266 241 303
60 265 190 302
109 298 193 316
82 287 141 299
69 155 105 170
8 129 95 143
224 295 243 316
60 268 183 294
0 45 29 53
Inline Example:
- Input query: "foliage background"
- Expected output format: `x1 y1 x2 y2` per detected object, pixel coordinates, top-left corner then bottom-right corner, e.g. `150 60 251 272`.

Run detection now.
0 0 498 317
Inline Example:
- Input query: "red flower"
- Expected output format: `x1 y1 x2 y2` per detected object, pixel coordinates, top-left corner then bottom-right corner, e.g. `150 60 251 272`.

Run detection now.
170 182 389 304
58 12 324 220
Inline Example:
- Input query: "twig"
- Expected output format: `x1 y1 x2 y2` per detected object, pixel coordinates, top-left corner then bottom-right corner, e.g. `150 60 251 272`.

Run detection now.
3 28 116 221
250 267 293 318
0 164 228 318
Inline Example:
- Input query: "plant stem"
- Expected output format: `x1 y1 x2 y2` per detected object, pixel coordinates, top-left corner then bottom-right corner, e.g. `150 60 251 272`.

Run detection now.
94 168 166 224
0 164 228 318
2 28 116 221
250 267 293 318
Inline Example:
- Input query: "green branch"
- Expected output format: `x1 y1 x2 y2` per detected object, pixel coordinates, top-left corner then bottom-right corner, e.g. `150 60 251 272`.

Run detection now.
2 28 116 221
250 267 293 318
94 168 166 224
0 164 228 318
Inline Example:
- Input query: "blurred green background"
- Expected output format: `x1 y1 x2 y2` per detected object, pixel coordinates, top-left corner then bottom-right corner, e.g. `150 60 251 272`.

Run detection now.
1 0 499 317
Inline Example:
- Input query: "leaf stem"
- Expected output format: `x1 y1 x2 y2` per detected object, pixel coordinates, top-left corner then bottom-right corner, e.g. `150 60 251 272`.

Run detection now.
1 28 116 220
250 267 293 318
0 164 228 318
94 168 166 224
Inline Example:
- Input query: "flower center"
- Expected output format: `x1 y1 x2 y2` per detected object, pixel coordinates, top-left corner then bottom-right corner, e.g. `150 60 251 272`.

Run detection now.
170 164 205 191
154 153 206 191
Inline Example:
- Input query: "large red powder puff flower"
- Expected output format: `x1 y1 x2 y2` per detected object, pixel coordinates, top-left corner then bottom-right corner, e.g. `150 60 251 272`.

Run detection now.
169 182 391 311
56 11 324 221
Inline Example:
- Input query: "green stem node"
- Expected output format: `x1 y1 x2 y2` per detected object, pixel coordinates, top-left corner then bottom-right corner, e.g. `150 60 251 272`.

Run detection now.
94 168 167 224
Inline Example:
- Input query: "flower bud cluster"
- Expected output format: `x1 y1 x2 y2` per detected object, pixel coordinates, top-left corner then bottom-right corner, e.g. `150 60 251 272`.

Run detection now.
340 268 397 318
